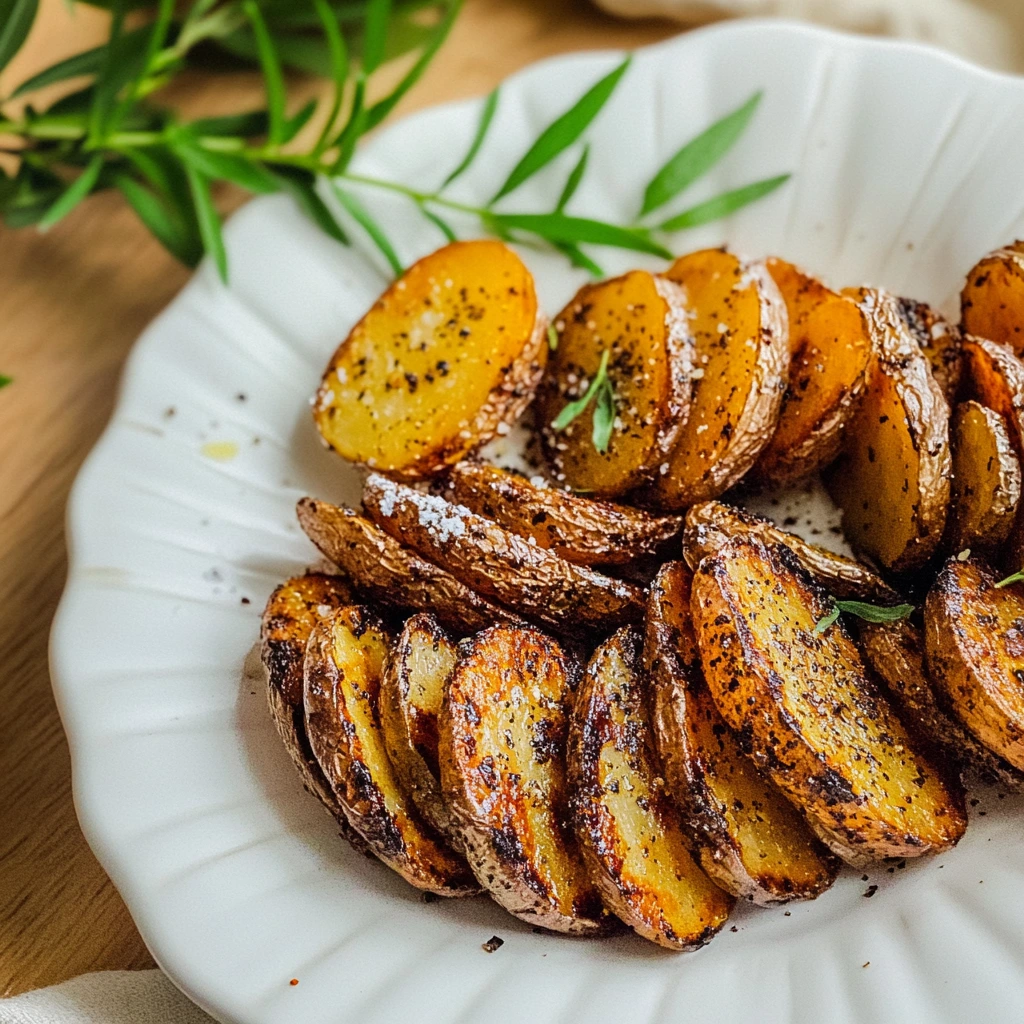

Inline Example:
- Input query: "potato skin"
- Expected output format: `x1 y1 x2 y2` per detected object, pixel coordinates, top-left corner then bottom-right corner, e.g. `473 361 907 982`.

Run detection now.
446 462 682 567
961 241 1024 359
925 557 1024 772
260 573 369 852
304 606 478 894
644 563 839 905
296 497 524 634
440 624 615 934
897 297 962 404
362 475 644 636
948 400 1021 553
691 536 967 866
314 240 547 478
568 626 733 948
750 259 874 488
645 249 789 508
379 613 459 839
537 270 695 497
682 500 898 603
825 288 951 573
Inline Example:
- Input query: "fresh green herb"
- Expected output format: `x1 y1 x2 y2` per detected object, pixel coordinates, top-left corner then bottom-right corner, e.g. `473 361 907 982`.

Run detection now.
0 374 12 389
814 599 916 635
551 348 616 453
995 569 1024 589
0 4 788 280
547 324 559 352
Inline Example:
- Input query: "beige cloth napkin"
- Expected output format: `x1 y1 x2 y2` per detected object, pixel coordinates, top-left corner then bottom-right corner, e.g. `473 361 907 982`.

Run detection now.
594 0 1024 71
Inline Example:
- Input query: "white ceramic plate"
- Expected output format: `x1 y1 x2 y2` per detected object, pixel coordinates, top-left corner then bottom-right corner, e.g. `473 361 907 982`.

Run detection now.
52 20 1024 1024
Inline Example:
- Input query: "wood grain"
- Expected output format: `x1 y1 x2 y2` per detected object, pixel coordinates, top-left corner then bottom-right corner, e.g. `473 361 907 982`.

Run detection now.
0 0 675 998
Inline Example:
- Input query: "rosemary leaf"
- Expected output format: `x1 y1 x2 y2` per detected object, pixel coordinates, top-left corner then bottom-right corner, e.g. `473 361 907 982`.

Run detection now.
552 348 610 431
443 86 499 189
172 139 279 195
658 174 791 232
362 0 392 75
0 0 39 75
421 206 457 243
493 211 671 259
491 56 630 204
311 0 350 153
281 98 318 145
556 144 589 213
273 166 350 246
115 173 200 266
556 241 604 278
38 154 104 231
243 0 287 145
995 570 1024 589
87 1 127 145
183 163 228 282
547 324 558 351
592 378 615 453
332 184 403 274
641 90 762 217
814 599 915 634
190 111 270 138
812 606 841 637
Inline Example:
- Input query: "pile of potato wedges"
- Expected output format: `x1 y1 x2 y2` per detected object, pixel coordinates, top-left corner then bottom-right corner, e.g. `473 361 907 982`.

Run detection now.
262 237 1024 951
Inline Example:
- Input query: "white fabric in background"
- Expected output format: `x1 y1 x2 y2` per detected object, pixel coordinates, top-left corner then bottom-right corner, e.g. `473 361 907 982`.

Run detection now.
594 0 1024 71
0 972 214 1024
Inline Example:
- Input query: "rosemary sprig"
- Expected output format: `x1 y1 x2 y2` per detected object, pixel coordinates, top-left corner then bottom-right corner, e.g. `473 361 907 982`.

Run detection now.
551 348 615 454
813 599 915 636
995 569 1024 589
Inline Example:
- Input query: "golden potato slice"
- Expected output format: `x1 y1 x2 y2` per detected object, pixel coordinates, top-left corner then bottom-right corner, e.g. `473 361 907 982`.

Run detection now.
682 500 898 603
897 297 962 403
568 626 733 948
440 623 615 933
380 613 459 839
644 249 789 508
446 461 682 566
859 616 1022 789
948 400 1021 552
304 606 478 894
925 556 1024 772
361 475 644 635
691 535 967 866
260 573 368 852
314 240 547 478
296 497 524 634
535 270 694 497
750 259 874 487
961 241 1024 358
824 288 951 572
644 563 839 905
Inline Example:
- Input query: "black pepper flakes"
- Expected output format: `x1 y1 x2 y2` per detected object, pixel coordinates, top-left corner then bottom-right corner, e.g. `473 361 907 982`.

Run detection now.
482 935 504 953
863 885 879 898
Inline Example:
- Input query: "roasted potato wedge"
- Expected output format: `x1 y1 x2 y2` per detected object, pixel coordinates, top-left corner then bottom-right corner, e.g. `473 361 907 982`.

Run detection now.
644 563 839 905
440 623 614 933
691 536 967 865
925 556 1024 772
535 270 694 497
750 259 874 487
961 241 1024 358
304 606 478 894
380 613 459 839
261 573 369 851
825 288 951 572
859 615 1022 789
961 335 1024 569
568 626 733 948
314 240 547 478
948 400 1021 552
296 497 524 634
682 500 898 603
446 461 682 566
362 475 644 635
644 249 788 508
897 297 961 403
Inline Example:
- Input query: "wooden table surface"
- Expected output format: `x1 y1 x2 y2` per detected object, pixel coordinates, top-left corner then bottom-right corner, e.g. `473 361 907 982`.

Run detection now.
0 0 676 998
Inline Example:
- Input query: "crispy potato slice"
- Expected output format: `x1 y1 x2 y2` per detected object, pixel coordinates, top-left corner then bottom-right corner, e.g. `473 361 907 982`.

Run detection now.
750 259 874 487
948 400 1021 552
534 270 694 497
440 623 615 933
314 240 547 478
296 497 524 634
644 564 839 905
446 461 682 566
961 335 1024 569
961 241 1024 358
897 297 962 403
824 288 951 572
362 475 644 635
568 626 733 948
380 613 459 839
304 606 478 894
683 500 898 603
691 536 967 865
644 249 789 508
925 556 1024 772
859 616 1022 789
261 573 369 852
